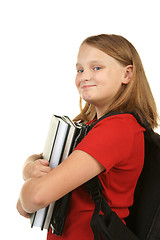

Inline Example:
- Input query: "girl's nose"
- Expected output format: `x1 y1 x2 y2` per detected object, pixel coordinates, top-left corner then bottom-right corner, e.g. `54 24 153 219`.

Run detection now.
81 70 92 82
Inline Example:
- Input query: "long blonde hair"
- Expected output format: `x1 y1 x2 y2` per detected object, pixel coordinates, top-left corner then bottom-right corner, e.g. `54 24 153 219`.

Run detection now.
73 34 159 129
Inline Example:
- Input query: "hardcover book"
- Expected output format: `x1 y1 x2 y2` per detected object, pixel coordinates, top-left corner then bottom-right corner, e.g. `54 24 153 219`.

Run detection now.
30 115 82 230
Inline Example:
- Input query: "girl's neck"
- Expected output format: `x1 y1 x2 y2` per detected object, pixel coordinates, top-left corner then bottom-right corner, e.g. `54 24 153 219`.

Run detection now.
95 104 110 119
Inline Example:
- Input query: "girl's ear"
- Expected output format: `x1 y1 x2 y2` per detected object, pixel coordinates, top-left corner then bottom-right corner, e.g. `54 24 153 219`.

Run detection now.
122 65 133 84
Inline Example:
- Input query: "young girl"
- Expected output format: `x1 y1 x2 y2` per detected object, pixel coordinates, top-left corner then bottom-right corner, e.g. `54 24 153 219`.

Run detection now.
17 34 159 239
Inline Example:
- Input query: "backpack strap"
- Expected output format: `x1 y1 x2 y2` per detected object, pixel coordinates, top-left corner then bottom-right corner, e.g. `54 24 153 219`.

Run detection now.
85 176 140 240
85 176 113 240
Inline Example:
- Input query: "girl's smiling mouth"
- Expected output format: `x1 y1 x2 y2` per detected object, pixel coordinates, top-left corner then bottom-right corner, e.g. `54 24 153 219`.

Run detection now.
81 84 96 89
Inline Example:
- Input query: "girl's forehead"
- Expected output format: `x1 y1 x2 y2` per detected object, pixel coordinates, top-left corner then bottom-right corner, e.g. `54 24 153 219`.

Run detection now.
78 44 104 56
77 44 119 66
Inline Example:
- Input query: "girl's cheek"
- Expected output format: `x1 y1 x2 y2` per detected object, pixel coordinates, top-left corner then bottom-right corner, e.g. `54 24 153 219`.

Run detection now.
75 76 80 88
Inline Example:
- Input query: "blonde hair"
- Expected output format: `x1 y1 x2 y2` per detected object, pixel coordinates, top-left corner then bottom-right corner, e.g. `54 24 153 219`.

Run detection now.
74 34 159 129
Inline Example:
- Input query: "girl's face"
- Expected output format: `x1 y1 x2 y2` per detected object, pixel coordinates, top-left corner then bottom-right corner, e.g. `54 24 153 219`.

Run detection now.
75 44 131 115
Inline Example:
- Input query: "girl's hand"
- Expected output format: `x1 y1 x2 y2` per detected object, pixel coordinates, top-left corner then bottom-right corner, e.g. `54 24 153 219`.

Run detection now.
23 154 52 180
16 198 30 218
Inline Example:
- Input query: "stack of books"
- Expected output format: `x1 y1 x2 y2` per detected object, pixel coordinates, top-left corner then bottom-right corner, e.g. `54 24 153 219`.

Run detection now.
30 115 84 231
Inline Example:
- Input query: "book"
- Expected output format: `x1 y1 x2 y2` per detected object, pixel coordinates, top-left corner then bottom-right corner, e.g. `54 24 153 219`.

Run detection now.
43 116 82 230
30 115 82 230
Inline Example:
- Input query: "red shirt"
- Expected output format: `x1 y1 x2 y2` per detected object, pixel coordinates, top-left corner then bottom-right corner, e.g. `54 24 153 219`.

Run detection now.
47 114 145 240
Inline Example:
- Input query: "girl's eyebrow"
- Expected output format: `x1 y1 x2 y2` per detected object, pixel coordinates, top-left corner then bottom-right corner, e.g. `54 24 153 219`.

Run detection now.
89 60 104 65
76 60 104 68
76 63 81 68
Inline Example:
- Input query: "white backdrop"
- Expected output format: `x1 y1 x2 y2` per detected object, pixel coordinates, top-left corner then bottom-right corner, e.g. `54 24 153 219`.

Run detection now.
0 0 160 239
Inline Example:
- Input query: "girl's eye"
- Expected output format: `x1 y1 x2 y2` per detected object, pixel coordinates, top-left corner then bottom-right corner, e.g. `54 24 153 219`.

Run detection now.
77 69 84 73
93 67 102 71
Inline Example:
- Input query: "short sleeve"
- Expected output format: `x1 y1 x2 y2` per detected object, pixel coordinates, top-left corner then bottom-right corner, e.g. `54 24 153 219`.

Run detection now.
75 114 143 171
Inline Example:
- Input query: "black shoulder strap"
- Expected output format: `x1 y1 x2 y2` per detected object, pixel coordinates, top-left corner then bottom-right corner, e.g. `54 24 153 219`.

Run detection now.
85 176 112 239
85 176 139 240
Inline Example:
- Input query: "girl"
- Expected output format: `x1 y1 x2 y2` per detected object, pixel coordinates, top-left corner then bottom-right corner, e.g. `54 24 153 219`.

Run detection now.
17 34 159 239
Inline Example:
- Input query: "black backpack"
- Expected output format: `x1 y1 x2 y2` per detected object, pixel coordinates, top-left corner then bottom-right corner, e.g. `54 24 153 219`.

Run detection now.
50 112 160 240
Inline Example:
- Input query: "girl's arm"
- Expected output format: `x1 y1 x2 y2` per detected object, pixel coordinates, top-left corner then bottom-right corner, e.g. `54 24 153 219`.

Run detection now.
16 198 30 218
20 149 105 213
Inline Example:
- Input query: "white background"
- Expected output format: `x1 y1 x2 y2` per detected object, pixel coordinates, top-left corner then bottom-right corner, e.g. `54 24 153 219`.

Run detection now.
0 0 160 239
